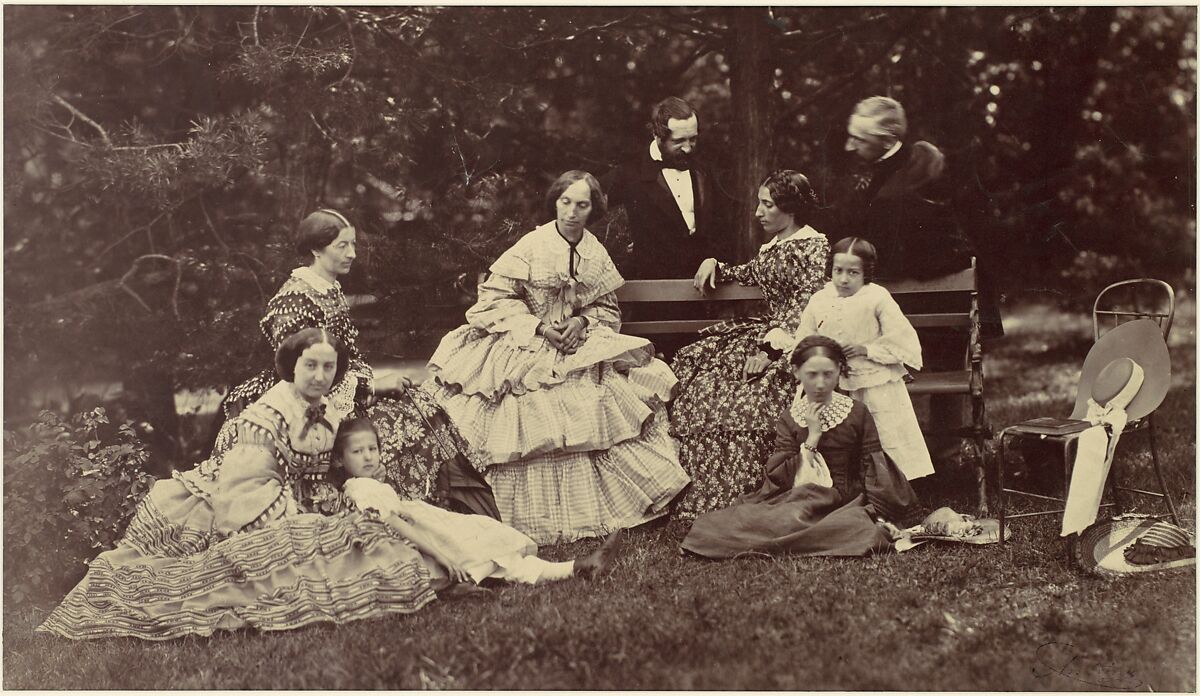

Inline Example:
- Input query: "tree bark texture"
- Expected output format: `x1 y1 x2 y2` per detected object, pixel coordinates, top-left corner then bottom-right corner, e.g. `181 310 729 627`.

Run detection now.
728 7 773 262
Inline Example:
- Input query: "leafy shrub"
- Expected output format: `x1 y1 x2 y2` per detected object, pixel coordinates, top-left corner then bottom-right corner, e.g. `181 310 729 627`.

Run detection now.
3 407 156 608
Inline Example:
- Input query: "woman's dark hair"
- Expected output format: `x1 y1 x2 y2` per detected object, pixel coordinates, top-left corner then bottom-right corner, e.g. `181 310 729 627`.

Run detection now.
648 96 697 140
295 209 353 261
329 416 380 487
826 236 878 283
789 335 849 376
759 169 819 218
544 170 607 223
275 327 350 385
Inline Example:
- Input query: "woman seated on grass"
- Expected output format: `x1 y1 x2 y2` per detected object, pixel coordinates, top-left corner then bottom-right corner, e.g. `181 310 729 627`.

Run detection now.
681 336 923 558
38 329 438 641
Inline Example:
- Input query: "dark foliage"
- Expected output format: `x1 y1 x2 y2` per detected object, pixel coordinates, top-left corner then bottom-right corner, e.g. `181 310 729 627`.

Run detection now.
3 408 156 607
4 7 1194 447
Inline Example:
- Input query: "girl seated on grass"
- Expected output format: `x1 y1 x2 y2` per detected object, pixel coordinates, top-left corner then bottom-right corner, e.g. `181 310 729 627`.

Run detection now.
332 417 621 587
787 237 934 481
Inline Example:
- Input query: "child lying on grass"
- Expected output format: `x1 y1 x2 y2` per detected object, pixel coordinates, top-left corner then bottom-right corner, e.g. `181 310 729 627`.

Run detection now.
332 417 621 587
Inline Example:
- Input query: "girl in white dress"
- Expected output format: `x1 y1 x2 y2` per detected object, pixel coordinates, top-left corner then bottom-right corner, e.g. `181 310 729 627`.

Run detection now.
790 237 934 480
333 418 620 586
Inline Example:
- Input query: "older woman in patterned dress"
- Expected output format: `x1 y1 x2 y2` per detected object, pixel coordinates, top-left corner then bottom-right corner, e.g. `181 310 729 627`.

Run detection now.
670 170 830 518
217 209 497 518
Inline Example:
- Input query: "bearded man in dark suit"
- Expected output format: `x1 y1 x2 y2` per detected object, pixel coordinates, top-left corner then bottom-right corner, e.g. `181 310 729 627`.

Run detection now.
602 97 730 359
602 96 724 280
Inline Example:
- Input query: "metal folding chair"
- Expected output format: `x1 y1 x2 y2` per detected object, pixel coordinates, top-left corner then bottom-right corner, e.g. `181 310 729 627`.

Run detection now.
1093 278 1175 341
1092 278 1178 522
997 317 1179 543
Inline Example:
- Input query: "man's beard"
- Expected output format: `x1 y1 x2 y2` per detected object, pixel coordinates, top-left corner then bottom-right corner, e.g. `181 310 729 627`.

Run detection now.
662 150 694 169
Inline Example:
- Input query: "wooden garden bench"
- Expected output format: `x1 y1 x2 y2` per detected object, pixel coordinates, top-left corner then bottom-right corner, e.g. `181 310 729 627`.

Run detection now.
615 258 992 512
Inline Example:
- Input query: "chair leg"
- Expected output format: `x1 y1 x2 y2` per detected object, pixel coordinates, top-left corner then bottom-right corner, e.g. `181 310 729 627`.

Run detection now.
1109 446 1123 516
1147 415 1181 526
1059 438 1075 539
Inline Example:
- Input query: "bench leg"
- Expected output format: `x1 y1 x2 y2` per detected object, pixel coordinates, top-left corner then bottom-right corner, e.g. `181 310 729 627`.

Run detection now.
974 436 988 517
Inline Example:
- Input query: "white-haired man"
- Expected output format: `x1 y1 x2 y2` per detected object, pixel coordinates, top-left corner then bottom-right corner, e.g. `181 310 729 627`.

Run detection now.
835 96 964 279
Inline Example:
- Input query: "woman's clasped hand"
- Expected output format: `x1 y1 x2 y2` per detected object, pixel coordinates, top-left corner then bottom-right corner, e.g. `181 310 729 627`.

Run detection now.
539 315 588 354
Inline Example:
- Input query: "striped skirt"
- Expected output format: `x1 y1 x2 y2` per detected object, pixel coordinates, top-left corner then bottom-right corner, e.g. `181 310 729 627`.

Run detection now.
37 512 435 641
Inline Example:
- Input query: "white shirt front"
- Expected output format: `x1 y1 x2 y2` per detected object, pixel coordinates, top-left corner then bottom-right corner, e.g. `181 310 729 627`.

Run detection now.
649 140 696 235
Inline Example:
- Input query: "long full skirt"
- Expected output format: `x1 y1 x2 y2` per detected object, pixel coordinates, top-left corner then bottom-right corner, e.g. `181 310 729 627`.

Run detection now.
680 485 894 559
849 381 935 480
669 324 798 518
37 512 434 641
426 325 689 545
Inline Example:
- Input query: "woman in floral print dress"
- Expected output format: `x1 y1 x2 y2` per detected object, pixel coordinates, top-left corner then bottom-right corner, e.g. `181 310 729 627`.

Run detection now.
217 209 497 518
670 170 829 518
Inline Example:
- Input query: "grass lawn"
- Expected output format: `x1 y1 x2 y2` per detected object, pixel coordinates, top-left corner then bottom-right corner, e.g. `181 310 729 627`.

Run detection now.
4 301 1195 690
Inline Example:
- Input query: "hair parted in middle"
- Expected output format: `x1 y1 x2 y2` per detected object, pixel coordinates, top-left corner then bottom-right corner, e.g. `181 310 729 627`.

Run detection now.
295 209 354 261
648 96 698 140
826 236 879 283
275 327 350 385
328 416 380 487
544 170 607 222
789 334 850 376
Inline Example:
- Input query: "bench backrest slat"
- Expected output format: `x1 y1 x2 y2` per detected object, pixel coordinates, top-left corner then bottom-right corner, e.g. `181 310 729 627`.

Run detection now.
622 312 972 336
615 259 978 336
614 265 976 305
615 281 764 302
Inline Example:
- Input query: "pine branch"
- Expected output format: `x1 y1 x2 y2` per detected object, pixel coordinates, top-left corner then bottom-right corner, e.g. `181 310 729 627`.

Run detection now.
52 96 112 147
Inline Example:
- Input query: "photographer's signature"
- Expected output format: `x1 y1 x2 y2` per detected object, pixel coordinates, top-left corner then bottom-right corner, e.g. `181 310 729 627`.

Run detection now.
1034 641 1144 690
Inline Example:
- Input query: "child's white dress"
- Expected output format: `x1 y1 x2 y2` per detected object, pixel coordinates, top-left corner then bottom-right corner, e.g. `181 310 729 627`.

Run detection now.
343 477 570 584
792 282 935 480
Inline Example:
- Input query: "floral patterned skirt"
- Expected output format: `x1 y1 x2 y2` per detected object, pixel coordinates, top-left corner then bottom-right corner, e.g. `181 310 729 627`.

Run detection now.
367 390 499 519
669 324 798 518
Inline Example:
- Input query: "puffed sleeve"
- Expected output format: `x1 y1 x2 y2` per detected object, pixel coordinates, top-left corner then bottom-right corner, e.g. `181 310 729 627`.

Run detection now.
465 273 542 346
858 411 921 526
769 288 824 357
863 288 923 370
212 423 296 535
579 290 622 332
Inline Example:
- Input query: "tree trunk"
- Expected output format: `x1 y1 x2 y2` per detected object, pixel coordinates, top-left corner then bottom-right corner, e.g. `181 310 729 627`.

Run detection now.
728 8 772 262
121 367 182 476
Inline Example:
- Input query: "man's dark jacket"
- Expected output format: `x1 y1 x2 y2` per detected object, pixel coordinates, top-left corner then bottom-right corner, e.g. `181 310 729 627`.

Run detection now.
602 152 721 280
821 140 969 281
819 140 1001 336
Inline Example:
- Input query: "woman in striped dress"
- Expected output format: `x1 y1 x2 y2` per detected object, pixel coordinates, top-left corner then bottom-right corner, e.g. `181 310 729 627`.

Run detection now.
424 171 690 544
38 328 435 641
216 208 497 518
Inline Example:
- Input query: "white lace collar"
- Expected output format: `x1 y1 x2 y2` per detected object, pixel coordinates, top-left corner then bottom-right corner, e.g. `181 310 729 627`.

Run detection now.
760 225 824 252
291 266 340 294
789 391 854 432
